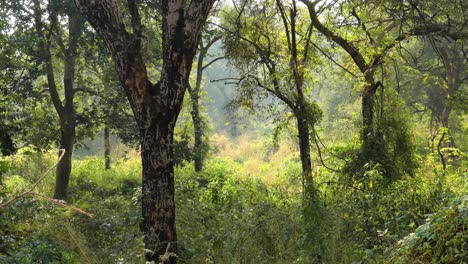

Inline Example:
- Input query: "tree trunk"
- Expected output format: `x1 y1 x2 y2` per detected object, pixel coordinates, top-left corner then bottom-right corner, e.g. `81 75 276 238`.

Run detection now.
189 95 203 172
361 83 375 145
104 126 111 170
51 12 80 201
189 45 206 172
188 35 221 172
54 121 75 200
140 121 177 263
296 111 312 204
296 113 312 178
440 105 451 129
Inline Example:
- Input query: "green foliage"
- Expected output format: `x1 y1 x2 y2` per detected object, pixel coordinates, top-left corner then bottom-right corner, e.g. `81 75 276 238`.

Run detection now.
1 136 466 263
0 1 466 263
69 156 141 198
344 88 418 182
0 154 144 263
176 157 303 263
301 183 329 263
8 239 68 264
304 100 323 128
1 151 306 263
393 195 468 264
312 147 465 263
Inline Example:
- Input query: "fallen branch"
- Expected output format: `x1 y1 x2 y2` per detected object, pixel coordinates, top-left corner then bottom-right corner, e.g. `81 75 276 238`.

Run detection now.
33 193 94 218
0 150 93 218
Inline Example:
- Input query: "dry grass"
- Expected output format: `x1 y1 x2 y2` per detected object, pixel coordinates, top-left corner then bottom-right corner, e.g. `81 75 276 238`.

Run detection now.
211 133 300 185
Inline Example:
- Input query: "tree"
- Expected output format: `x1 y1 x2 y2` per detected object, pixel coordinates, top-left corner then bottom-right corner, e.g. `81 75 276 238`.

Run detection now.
222 0 321 183
73 0 216 262
32 0 84 200
0 1 43 157
188 31 222 172
300 0 466 179
397 37 467 168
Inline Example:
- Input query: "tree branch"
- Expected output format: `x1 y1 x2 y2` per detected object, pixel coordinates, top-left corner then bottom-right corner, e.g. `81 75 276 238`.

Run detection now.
202 56 224 71
33 0 64 117
311 42 358 78
301 0 369 73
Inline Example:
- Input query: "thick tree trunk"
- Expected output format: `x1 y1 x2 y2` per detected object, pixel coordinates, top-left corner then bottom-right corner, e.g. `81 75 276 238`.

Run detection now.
140 122 177 263
73 1 215 262
104 126 111 170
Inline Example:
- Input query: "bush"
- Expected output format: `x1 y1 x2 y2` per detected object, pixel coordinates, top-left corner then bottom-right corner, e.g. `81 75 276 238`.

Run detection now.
393 195 467 263
175 157 303 263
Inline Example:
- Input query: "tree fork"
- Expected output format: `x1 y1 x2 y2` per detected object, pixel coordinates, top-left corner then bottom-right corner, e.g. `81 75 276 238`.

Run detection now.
74 0 216 261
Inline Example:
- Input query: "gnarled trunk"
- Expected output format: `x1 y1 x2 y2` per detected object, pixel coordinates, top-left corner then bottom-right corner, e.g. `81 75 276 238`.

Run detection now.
74 1 216 262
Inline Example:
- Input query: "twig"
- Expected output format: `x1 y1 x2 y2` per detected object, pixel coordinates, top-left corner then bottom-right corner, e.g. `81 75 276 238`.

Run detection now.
159 242 177 263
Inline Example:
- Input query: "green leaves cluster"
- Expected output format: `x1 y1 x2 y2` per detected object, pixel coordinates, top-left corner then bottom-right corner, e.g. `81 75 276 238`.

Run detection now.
394 195 468 263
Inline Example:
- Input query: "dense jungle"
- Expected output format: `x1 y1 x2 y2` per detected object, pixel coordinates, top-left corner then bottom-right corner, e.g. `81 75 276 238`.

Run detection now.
0 0 467 263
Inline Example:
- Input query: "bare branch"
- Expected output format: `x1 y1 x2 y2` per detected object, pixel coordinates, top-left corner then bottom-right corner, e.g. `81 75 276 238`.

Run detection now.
202 56 224 71
311 42 358 78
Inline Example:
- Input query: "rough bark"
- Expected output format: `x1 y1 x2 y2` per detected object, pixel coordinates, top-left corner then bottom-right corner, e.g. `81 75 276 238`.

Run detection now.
104 126 111 170
74 0 215 262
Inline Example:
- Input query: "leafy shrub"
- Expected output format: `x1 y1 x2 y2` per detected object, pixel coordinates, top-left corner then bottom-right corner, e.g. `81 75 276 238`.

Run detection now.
344 88 418 182
176 157 303 263
393 195 467 263
319 163 460 263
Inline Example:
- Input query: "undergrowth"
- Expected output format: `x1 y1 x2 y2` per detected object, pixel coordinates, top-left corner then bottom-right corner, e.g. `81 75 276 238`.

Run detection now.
0 137 466 263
